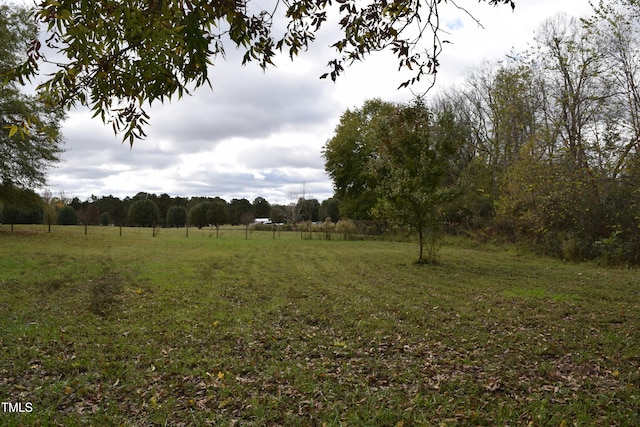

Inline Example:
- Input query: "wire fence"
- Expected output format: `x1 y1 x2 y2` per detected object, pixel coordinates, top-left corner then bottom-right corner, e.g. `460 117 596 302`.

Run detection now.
0 223 377 241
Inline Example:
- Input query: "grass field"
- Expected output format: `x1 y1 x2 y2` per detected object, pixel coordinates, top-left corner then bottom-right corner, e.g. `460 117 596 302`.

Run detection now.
1 225 639 426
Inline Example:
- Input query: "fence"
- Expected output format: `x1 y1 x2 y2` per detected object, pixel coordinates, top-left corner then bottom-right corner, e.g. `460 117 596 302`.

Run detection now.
0 223 377 241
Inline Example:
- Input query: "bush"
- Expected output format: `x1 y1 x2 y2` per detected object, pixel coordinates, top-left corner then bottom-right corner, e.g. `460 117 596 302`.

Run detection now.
595 230 640 266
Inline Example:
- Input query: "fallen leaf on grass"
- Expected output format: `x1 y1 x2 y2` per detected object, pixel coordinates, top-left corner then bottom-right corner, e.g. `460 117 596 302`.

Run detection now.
484 378 501 392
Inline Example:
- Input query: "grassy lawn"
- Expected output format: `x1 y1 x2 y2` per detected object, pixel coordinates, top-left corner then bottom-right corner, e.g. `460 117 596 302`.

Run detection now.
1 225 639 426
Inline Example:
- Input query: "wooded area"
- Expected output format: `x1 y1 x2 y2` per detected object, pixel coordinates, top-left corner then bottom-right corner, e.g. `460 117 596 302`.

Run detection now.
325 4 640 265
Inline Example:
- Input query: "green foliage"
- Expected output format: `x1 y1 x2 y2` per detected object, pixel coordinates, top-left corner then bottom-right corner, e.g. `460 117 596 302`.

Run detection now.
370 104 440 261
99 211 111 226
296 198 320 222
1 203 43 224
0 4 64 189
188 202 209 229
325 99 470 261
252 197 271 218
323 99 396 219
320 197 341 223
229 198 252 225
209 198 230 229
166 206 187 227
0 185 43 224
188 199 229 231
127 199 159 227
57 205 77 225
269 205 286 223
6 0 515 143
443 157 495 232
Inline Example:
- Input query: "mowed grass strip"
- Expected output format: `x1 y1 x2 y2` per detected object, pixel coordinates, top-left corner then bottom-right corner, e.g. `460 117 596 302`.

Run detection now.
0 225 639 426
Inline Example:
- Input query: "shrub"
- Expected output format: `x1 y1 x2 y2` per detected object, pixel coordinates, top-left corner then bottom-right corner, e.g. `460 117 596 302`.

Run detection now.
336 219 358 240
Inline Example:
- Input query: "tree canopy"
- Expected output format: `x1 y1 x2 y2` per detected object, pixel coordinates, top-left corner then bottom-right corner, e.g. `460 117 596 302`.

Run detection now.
323 98 395 220
323 4 640 265
324 98 468 262
7 0 515 143
127 198 160 226
0 4 64 203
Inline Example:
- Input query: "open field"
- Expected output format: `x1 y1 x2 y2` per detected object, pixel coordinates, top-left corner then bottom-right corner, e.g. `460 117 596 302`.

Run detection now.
1 225 639 426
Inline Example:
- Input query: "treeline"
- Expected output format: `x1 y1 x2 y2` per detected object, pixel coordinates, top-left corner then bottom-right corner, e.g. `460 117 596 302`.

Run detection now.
0 189 342 229
325 7 640 265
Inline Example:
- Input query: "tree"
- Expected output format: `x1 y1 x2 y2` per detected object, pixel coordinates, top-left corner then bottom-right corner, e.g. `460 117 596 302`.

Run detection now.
296 198 320 222
127 199 159 227
534 14 608 171
78 204 100 225
93 195 125 225
586 0 640 175
57 205 77 225
323 99 396 219
188 202 210 229
8 0 515 143
320 197 341 222
269 205 286 223
151 193 174 225
371 101 463 263
0 4 64 200
253 197 271 218
326 97 465 261
166 206 187 227
208 198 229 237
0 186 43 224
229 198 252 225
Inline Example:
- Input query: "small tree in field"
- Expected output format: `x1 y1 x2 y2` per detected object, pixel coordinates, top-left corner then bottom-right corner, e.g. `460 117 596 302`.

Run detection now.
371 101 463 263
166 206 187 227
127 199 159 227
188 202 210 229
208 199 229 237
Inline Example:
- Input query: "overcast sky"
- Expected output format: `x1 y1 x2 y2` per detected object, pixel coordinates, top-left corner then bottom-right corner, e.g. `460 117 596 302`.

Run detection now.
38 0 595 204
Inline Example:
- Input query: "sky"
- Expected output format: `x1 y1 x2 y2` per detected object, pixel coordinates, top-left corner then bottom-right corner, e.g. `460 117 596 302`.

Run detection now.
38 0 595 205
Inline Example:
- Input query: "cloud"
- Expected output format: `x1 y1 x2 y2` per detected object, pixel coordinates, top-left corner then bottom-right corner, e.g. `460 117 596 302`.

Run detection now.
147 64 336 152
